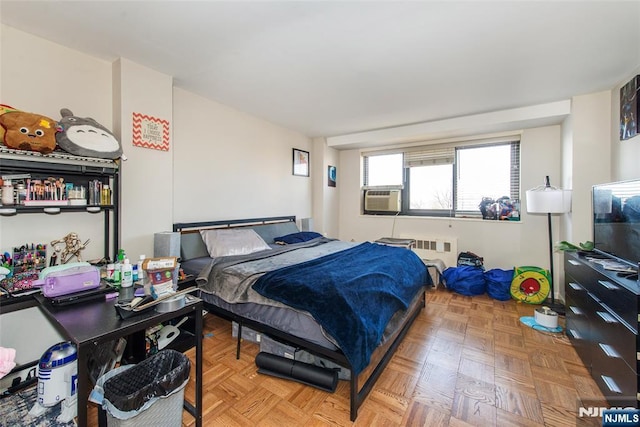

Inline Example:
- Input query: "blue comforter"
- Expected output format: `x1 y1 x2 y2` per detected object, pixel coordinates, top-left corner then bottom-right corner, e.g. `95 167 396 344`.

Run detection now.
252 242 429 374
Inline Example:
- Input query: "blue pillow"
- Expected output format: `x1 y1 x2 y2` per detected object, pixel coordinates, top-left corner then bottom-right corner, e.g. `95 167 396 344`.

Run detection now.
274 231 322 244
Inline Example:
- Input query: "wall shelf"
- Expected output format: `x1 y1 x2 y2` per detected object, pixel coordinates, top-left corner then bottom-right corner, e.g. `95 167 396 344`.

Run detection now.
0 148 120 310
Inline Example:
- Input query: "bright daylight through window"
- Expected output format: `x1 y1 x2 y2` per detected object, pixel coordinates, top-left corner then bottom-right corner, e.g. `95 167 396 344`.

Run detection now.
363 139 520 219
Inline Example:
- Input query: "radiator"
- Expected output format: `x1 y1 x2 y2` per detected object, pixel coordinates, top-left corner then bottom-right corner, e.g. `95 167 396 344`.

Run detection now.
399 235 458 269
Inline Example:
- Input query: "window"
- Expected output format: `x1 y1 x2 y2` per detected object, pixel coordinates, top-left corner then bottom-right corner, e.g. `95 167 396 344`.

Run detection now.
363 139 520 218
364 153 403 186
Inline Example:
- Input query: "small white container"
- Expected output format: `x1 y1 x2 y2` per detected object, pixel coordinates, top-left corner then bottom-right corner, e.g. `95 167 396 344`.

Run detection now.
1 180 14 205
534 306 559 329
121 259 133 288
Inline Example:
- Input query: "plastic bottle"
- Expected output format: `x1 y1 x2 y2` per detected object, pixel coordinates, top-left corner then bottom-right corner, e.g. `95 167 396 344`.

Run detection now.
101 184 111 205
137 255 146 284
113 249 126 285
106 263 116 282
1 180 14 205
132 264 139 282
121 259 133 288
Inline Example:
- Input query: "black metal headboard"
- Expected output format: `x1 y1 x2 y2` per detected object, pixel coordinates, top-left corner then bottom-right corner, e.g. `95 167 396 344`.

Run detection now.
173 216 298 261
173 215 296 233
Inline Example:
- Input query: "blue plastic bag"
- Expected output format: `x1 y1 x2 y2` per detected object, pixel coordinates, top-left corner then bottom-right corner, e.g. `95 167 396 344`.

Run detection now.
442 266 486 296
484 268 514 301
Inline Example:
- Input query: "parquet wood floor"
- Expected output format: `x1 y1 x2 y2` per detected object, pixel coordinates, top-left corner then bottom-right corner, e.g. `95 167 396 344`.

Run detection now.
88 287 609 426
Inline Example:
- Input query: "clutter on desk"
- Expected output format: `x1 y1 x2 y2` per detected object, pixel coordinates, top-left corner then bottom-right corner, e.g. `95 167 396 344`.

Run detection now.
114 286 197 319
0 243 47 295
104 249 138 288
109 255 195 319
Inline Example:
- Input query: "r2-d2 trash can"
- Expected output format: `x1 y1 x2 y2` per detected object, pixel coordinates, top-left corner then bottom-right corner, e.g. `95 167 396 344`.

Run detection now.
28 341 78 423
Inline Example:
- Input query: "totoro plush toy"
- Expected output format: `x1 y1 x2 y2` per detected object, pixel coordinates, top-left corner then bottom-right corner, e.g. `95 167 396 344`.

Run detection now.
56 108 124 159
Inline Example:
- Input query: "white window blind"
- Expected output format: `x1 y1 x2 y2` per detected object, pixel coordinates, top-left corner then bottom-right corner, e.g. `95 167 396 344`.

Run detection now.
404 147 455 167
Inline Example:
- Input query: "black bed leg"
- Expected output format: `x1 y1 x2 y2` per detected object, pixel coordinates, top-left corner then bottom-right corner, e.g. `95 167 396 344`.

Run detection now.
236 322 242 359
350 374 358 421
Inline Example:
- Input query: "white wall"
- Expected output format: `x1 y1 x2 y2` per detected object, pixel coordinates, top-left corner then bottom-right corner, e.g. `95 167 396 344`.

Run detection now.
311 137 339 238
172 88 312 224
114 59 174 260
567 91 613 244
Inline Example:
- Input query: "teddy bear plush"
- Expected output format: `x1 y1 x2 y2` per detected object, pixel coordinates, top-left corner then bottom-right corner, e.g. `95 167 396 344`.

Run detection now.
0 110 58 154
55 108 123 159
0 104 19 144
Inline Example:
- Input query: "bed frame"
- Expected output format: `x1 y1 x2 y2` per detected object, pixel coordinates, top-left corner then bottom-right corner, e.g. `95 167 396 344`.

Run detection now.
173 216 426 421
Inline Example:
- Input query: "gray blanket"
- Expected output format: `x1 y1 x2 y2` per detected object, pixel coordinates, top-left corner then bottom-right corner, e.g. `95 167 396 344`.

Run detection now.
196 237 356 309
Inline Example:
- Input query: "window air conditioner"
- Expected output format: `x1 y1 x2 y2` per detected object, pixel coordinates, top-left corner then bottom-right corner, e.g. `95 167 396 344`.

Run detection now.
364 189 401 212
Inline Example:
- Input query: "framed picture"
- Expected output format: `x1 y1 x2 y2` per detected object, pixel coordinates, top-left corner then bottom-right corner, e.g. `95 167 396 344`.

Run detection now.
620 75 639 140
328 165 337 187
292 148 309 177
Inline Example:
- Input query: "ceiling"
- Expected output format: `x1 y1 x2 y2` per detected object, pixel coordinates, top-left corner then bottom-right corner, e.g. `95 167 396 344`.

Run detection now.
1 1 639 140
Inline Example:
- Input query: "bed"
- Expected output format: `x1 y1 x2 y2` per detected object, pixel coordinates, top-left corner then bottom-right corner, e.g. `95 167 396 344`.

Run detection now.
173 216 431 420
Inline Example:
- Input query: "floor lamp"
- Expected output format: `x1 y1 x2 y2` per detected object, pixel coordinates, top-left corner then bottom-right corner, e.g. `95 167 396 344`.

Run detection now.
525 176 572 315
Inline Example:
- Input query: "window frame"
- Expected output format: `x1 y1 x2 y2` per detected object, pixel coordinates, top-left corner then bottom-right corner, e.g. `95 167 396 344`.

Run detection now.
362 138 520 218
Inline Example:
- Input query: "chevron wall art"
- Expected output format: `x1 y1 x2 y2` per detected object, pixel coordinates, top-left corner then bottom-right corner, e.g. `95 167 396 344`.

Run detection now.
132 112 170 151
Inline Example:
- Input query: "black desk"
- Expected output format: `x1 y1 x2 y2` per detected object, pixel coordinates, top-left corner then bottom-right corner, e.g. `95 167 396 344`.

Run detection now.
35 293 203 427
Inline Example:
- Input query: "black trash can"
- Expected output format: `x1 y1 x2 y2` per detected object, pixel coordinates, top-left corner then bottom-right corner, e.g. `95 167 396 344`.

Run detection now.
99 349 190 427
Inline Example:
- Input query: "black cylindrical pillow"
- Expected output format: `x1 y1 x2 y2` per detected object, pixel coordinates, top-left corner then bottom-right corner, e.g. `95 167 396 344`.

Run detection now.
255 352 338 392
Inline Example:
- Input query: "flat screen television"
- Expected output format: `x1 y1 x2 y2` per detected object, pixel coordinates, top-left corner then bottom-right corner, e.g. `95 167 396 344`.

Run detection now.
592 179 640 268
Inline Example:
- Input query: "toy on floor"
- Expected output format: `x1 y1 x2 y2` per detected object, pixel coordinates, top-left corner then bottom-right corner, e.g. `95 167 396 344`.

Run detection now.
28 342 78 424
519 316 563 333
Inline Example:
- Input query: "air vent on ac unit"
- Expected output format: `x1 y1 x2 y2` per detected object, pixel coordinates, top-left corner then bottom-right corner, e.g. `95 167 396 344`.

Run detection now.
364 189 401 212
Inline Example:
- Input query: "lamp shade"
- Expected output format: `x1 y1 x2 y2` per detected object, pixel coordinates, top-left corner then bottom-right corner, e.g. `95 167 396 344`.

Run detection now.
526 188 572 214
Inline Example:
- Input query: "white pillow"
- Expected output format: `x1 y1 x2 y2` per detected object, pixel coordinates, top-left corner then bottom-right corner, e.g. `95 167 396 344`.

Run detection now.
199 229 271 257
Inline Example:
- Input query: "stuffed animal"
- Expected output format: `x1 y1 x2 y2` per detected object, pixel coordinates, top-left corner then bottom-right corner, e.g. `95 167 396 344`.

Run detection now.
0 110 58 154
0 104 19 144
56 108 123 159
